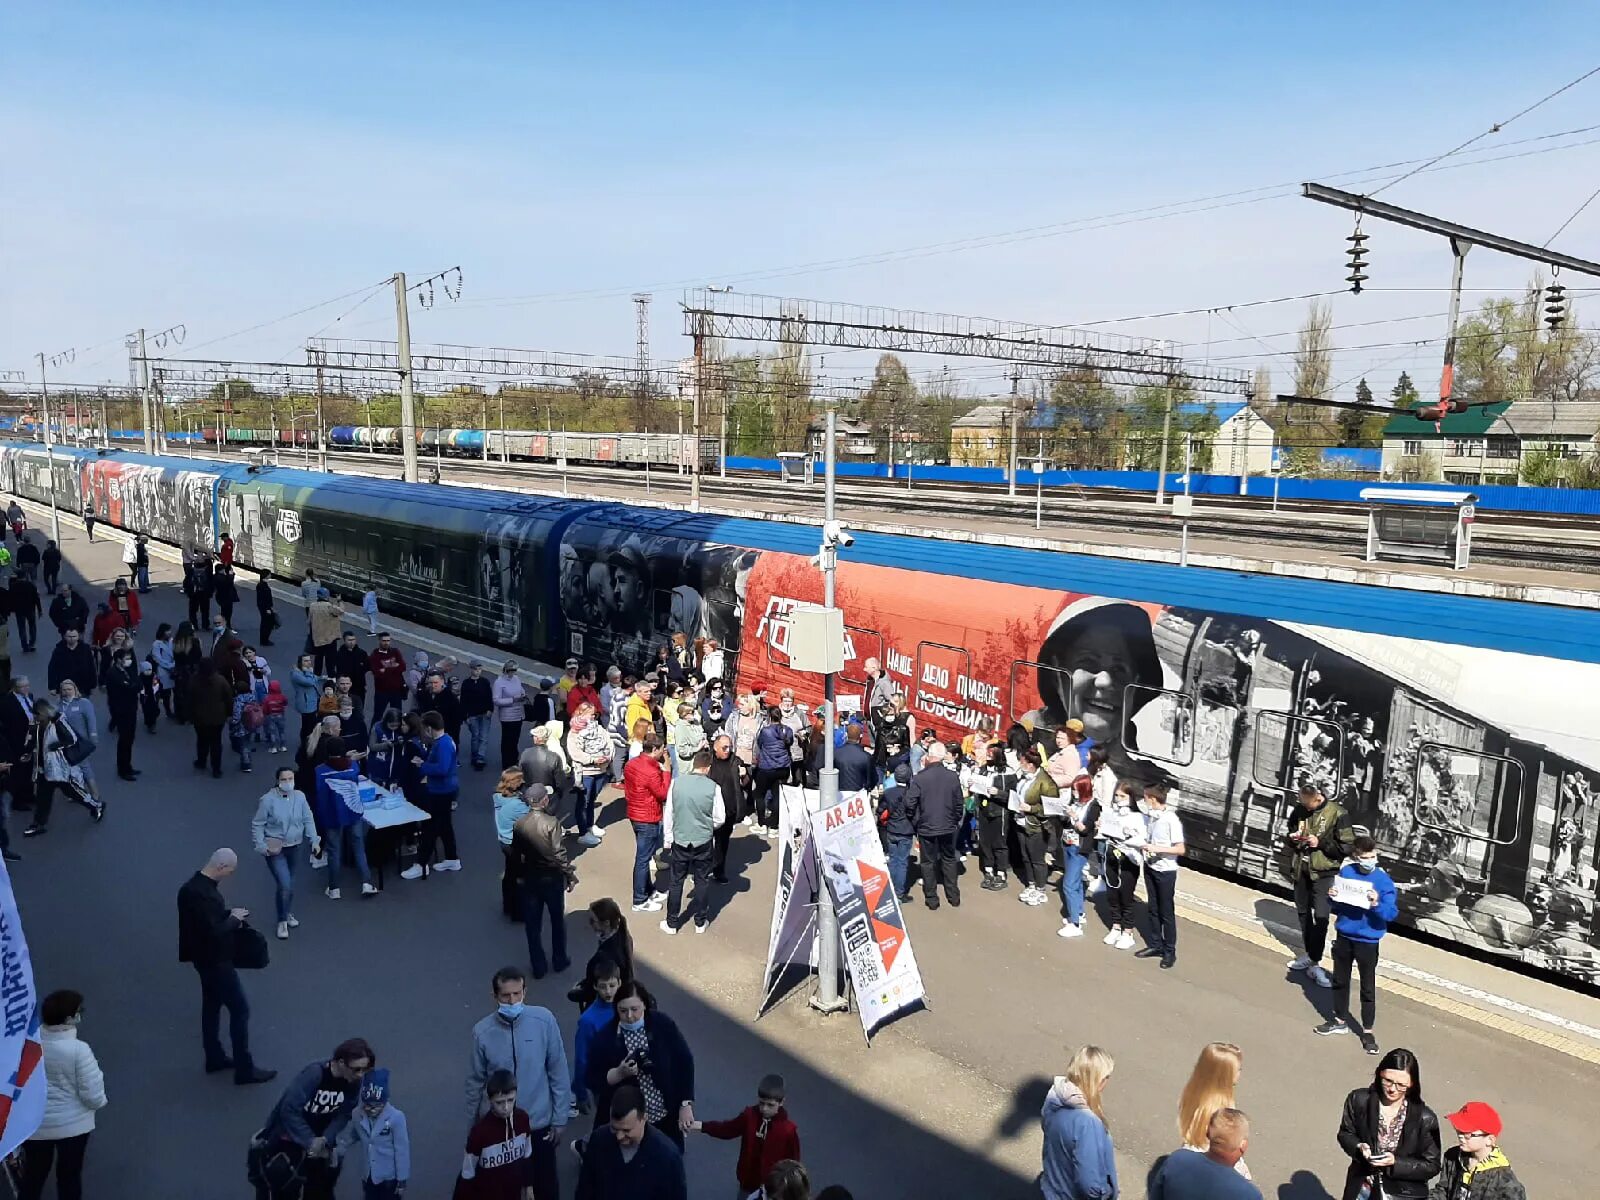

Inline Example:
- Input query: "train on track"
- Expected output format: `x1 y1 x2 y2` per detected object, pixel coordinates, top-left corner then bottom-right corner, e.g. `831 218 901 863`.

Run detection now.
0 416 716 469
3 440 1598 987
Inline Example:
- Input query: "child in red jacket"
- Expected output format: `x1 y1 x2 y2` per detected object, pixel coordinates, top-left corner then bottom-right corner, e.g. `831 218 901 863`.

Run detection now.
690 1073 801 1198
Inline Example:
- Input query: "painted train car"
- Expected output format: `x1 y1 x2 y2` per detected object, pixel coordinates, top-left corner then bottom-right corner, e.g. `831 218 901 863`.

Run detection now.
5 440 1600 987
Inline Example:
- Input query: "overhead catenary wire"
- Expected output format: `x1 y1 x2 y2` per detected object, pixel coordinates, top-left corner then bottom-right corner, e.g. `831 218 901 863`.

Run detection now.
1369 65 1600 198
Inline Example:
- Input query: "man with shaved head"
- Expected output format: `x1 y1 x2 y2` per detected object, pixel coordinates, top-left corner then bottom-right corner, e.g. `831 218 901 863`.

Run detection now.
178 848 275 1085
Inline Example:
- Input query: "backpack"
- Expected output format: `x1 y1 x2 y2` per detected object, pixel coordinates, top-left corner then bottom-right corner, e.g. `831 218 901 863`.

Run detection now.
242 699 265 732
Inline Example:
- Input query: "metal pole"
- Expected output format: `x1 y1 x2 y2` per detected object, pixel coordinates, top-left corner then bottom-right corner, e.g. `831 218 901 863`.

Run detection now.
718 385 727 479
394 272 420 484
136 329 153 454
481 397 489 462
153 370 166 455
812 406 847 1015
677 384 685 476
315 355 327 472
366 399 374 454
37 354 61 543
1036 435 1044 530
1439 238 1470 414
887 403 895 482
1155 353 1176 504
1007 368 1020 497
499 393 508 464
691 324 705 512
1180 433 1192 567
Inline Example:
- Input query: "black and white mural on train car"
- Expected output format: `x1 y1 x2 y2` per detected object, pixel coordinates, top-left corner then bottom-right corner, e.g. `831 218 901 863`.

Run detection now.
557 510 755 677
81 459 217 552
1111 608 1600 982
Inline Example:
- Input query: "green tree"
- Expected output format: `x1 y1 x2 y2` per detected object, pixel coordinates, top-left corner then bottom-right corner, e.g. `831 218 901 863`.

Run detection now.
856 354 916 459
1042 369 1124 468
1390 371 1418 409
1336 378 1384 447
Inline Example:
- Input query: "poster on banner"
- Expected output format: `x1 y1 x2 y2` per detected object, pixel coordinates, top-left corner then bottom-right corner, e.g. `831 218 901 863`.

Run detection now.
760 785 820 1012
810 794 927 1035
0 857 45 1157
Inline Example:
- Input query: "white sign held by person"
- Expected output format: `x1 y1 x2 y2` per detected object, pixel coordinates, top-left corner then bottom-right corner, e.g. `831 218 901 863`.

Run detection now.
810 792 926 1036
0 856 46 1157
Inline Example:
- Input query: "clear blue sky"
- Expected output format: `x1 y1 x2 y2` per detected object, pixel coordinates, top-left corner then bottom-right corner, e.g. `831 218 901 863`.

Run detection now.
5 1 1600 397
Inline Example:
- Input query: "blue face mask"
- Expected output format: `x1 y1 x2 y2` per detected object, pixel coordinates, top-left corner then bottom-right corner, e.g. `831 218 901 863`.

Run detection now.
619 1017 645 1033
1354 857 1379 873
497 1002 525 1020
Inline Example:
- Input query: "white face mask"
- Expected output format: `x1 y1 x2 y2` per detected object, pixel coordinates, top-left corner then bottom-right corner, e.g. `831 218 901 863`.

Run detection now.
1354 857 1379 873
278 781 293 796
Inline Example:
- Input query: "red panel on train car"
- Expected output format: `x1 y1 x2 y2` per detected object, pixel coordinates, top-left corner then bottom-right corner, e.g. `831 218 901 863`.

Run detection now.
595 438 616 463
738 550 1160 746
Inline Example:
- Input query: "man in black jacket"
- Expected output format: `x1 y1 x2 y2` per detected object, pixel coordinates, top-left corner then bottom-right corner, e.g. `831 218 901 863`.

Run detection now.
0 723 21 861
707 733 743 885
576 1086 687 1200
834 722 876 794
47 584 88 638
40 540 62 595
331 632 370 715
905 742 964 910
255 574 277 646
9 572 40 652
47 628 97 696
14 536 39 583
460 661 493 770
178 848 275 1085
0 677 36 814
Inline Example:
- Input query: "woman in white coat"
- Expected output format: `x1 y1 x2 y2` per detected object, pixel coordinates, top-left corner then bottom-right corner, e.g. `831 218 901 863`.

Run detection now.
19 989 107 1200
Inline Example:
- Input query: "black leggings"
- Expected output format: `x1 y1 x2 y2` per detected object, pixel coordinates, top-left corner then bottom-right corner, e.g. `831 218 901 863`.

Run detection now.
1017 824 1049 888
418 791 458 865
751 767 786 827
1104 851 1141 928
19 1132 89 1200
977 807 1008 874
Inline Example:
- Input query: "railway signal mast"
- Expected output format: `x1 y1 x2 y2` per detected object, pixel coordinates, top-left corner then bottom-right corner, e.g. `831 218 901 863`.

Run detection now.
1301 183 1600 425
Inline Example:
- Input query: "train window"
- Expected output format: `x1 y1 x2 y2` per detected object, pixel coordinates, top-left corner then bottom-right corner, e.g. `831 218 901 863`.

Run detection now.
1251 710 1346 794
763 609 793 668
1123 685 1195 767
913 642 971 723
1411 743 1524 847
839 626 882 690
1007 660 1073 735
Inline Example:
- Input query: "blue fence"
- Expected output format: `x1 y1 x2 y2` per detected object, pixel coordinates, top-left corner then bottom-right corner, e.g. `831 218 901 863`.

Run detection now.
724 457 1600 516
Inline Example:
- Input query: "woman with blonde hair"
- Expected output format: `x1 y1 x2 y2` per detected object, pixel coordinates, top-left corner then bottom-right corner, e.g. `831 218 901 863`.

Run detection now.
1178 1041 1251 1176
493 766 530 920
1040 1045 1117 1200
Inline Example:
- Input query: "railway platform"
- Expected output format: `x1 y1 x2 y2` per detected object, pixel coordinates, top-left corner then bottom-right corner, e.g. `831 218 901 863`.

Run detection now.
14 504 1600 1199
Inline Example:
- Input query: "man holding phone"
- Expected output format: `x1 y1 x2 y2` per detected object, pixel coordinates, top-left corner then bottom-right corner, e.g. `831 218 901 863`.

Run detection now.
1283 780 1356 989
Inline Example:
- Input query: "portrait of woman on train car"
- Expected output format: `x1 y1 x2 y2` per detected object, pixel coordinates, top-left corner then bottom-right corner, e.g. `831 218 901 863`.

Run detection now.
1030 596 1163 773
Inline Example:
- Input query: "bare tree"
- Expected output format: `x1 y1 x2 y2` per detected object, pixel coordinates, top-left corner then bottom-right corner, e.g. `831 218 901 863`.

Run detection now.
1293 299 1333 399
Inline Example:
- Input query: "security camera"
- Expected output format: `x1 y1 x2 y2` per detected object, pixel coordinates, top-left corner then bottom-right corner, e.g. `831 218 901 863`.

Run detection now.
823 520 854 548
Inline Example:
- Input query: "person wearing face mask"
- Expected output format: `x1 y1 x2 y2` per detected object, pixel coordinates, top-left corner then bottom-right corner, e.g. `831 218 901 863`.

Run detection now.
465 966 570 1199
588 981 696 1150
104 644 142 781
1097 783 1146 951
1316 834 1399 1054
252 767 321 940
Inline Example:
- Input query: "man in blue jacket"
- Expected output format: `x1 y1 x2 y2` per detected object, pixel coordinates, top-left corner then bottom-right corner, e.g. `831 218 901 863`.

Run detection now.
406 709 461 876
1315 834 1398 1055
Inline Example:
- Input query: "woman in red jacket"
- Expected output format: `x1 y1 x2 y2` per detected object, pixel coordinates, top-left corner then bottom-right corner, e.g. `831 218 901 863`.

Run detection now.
107 579 141 632
622 737 670 912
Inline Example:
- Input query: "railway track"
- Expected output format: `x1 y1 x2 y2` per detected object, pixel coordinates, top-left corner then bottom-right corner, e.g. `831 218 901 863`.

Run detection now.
136 444 1600 573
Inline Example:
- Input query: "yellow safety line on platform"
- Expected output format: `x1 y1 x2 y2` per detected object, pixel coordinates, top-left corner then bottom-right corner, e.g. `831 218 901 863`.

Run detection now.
1177 901 1600 1066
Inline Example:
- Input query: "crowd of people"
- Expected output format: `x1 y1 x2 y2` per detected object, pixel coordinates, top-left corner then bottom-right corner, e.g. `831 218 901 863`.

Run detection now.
3 516 1535 1199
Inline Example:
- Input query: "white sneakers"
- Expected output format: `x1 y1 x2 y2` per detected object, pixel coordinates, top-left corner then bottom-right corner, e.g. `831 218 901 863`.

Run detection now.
285 915 300 928
632 898 663 913
276 921 289 940
1057 922 1084 939
694 922 708 935
1018 887 1047 906
435 859 462 872
649 890 668 904
578 833 602 848
750 825 769 837
361 882 379 896
325 887 341 900
309 853 327 870
589 825 606 840
1307 965 1334 989
1114 931 1136 951
658 920 678 936
1103 928 1121 945
399 865 426 881
1287 955 1314 971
